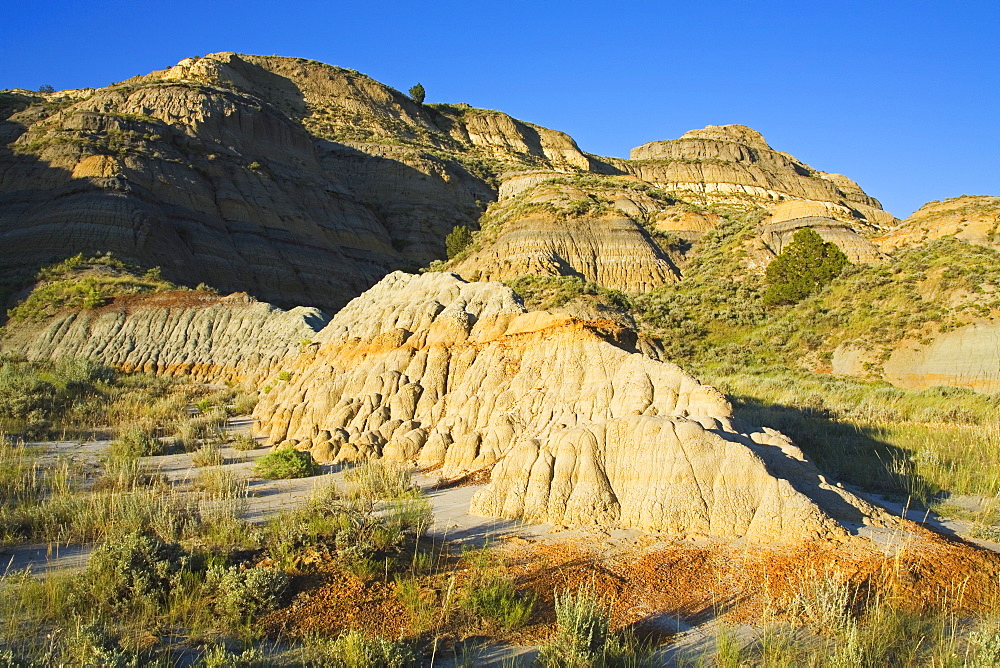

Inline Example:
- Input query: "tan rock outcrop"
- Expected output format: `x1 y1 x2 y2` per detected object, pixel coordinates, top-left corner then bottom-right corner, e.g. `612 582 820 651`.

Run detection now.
254 272 886 542
876 196 1000 252
449 125 891 290
760 201 885 263
832 321 1000 393
628 125 893 229
0 291 326 384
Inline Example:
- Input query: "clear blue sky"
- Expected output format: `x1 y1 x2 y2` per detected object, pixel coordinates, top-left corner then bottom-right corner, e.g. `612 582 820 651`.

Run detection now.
3 0 997 218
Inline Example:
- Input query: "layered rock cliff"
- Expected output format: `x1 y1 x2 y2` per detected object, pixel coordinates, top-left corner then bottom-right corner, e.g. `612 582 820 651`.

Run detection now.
253 272 886 542
1 290 326 384
446 125 892 289
0 53 599 313
2 56 893 310
626 125 891 229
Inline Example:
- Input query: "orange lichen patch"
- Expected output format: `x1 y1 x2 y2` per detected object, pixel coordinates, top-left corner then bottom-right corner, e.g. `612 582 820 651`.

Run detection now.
502 529 1000 633
262 568 410 640
431 466 493 489
260 528 1000 651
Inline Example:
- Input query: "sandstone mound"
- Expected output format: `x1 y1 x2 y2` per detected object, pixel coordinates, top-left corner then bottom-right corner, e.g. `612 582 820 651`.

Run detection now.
451 177 680 292
760 201 885 263
628 125 893 229
0 291 327 384
876 195 1000 252
255 272 886 542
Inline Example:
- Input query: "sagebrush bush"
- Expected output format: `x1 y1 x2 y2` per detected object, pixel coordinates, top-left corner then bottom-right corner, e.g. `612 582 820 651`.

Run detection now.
253 447 321 479
109 425 165 458
302 629 414 668
344 460 413 499
460 575 535 631
192 444 224 467
538 584 611 667
207 565 290 622
72 531 187 612
231 434 259 451
197 643 266 668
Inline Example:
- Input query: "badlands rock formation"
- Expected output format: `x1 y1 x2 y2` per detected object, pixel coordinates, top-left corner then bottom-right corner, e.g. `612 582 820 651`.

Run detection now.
832 322 1000 393
450 125 892 289
0 53 597 312
451 178 681 291
0 290 326 384
876 195 1000 251
760 200 884 263
255 272 885 542
627 125 893 229
2 56 893 310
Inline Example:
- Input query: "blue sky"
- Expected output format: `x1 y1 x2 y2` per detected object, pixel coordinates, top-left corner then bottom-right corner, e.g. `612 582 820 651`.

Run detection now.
3 0 997 218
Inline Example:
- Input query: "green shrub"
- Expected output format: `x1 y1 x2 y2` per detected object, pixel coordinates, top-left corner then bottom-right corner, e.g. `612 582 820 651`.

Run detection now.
445 225 474 259
197 643 267 668
538 584 611 667
254 447 321 479
460 575 535 631
306 629 414 668
192 444 224 467
231 434 259 450
344 460 413 500
72 531 187 612
207 565 290 622
109 425 166 458
407 83 425 105
763 228 850 306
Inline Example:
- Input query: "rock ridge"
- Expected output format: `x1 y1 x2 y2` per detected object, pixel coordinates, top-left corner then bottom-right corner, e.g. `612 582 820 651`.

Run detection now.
254 272 887 542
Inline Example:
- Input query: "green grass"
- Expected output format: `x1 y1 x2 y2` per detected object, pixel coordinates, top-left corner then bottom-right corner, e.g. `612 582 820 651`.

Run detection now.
5 253 176 322
0 355 251 442
696 365 1000 506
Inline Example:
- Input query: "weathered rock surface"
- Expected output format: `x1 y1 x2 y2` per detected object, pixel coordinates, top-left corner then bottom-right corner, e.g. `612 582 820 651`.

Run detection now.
0 53 599 312
0 291 326 383
254 272 885 542
628 125 893 229
876 196 1000 252
833 321 1000 393
760 201 885 263
448 125 891 289
2 59 893 308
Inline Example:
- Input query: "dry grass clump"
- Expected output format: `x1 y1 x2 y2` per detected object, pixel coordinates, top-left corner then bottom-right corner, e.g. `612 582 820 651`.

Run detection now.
344 459 415 500
191 443 225 467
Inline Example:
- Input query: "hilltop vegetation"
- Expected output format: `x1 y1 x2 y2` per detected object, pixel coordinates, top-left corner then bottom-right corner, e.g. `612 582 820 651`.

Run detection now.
3 253 178 324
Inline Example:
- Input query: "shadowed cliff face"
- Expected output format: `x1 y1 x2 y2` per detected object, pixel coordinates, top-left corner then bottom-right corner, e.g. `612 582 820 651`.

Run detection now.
2 56 894 311
0 53 596 312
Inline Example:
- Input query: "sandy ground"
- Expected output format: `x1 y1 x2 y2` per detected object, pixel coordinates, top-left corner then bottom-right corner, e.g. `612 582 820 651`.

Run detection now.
7 417 1000 665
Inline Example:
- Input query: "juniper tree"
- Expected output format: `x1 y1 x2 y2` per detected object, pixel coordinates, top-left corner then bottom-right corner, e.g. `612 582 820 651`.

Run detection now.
763 227 849 305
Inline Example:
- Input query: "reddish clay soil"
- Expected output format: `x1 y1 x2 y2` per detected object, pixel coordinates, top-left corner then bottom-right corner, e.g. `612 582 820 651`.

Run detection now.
108 290 231 312
261 520 1000 647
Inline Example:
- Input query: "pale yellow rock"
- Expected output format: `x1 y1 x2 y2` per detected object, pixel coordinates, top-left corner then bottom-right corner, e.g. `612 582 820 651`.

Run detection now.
876 196 1000 252
0 291 326 384
253 272 887 542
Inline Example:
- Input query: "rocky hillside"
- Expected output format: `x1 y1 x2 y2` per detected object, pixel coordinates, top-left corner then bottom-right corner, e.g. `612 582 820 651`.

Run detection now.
0 52 601 314
447 124 893 290
252 272 887 542
1 54 895 315
876 195 1000 251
